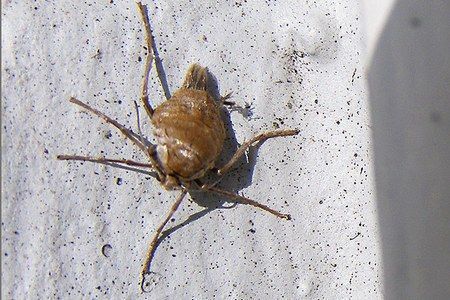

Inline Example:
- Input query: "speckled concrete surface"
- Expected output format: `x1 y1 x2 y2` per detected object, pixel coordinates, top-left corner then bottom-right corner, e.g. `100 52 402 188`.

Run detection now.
1 0 381 298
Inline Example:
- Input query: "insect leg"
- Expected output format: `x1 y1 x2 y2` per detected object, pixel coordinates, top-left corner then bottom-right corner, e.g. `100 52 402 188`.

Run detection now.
66 97 166 180
136 2 155 117
57 155 154 169
217 129 300 177
201 186 290 220
141 190 188 293
221 92 233 101
68 97 148 153
133 100 147 147
220 91 234 106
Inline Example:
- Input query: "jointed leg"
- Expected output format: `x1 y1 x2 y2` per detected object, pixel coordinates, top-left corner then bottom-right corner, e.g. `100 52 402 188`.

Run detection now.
137 2 156 117
141 190 187 292
57 155 154 169
133 100 147 147
202 185 291 220
66 97 165 179
69 97 148 154
217 129 300 177
221 92 234 106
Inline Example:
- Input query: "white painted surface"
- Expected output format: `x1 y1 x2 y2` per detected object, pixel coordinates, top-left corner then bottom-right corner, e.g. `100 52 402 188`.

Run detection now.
360 0 396 63
2 0 381 298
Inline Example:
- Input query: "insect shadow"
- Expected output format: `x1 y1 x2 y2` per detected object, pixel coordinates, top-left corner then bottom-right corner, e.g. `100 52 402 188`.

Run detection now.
58 2 299 293
148 66 267 241
188 71 255 207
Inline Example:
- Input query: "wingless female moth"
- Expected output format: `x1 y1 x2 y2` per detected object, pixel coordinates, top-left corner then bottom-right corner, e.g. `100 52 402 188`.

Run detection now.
57 2 299 293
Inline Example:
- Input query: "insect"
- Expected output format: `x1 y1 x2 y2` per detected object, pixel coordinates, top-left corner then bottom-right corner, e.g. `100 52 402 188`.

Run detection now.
58 2 299 293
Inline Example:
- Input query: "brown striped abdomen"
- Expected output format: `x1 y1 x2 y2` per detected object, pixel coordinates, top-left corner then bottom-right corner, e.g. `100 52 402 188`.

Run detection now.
152 87 225 181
